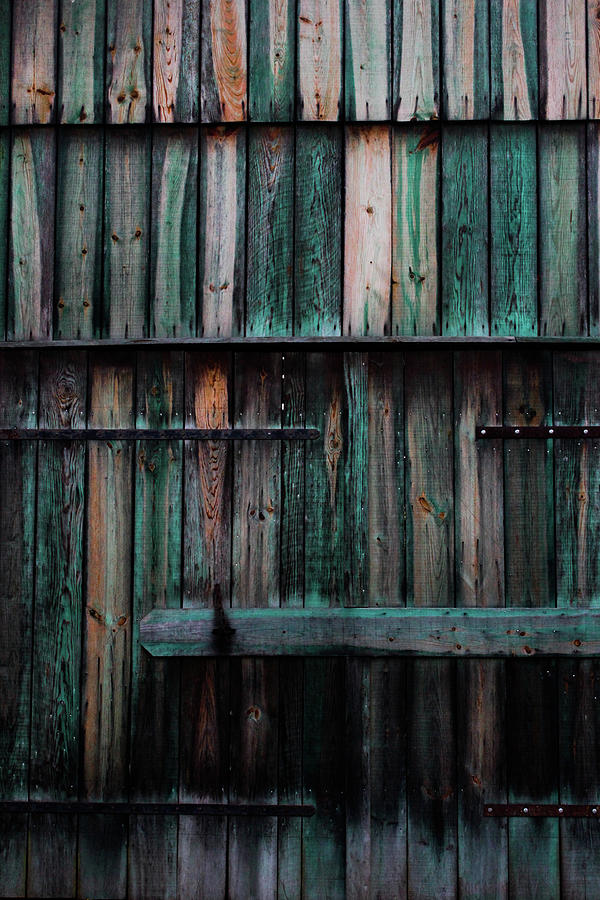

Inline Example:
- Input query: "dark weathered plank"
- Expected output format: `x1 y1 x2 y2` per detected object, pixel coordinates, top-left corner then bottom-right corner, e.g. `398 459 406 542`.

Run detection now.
106 0 151 123
540 0 586 119
59 0 106 123
0 132 8 339
345 0 390 119
249 0 294 120
490 0 537 119
201 0 247 121
153 0 200 121
589 0 600 118
297 0 342 120
11 0 57 123
0 0 10 125
589 124 600 334
393 0 439 120
442 0 489 118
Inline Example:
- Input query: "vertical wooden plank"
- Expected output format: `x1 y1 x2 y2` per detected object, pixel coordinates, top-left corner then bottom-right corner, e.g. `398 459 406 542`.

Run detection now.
295 125 342 335
59 0 106 123
78 352 133 899
394 0 439 120
151 127 198 337
11 0 57 123
539 124 587 336
344 125 392 336
392 124 440 335
201 0 247 121
104 129 151 338
454 351 507 898
199 126 246 337
0 352 37 897
490 0 537 119
345 0 391 119
0 0 11 125
442 0 489 118
297 0 342 120
129 350 183 899
442 124 488 336
540 0 586 119
589 123 600 334
0 133 9 340
589 0 600 118
106 0 152 123
153 0 200 121
249 0 295 120
28 351 86 899
55 128 103 339
405 350 456 898
490 123 537 335
247 126 294 336
9 129 55 340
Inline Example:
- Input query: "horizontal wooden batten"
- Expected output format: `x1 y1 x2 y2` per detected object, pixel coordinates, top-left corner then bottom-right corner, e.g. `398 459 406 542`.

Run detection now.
0 428 319 441
484 805 600 818
0 801 315 817
140 608 600 658
478 426 600 439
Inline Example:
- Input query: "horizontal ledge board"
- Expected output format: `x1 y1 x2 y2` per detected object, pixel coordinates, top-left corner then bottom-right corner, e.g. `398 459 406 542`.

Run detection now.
484 804 600 818
0 428 319 442
0 801 314 817
140 607 600 658
478 426 600 439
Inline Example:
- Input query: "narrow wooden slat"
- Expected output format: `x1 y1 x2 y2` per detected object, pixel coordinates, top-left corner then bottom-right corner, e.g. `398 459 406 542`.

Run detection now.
344 125 392 336
297 0 342 120
589 124 600 334
539 124 587 336
249 0 295 120
442 124 488 335
490 0 537 119
199 126 246 337
393 0 439 120
106 0 151 123
59 0 106 123
0 0 10 125
490 123 537 335
11 0 57 123
55 128 103 339
392 125 440 335
201 0 247 121
28 351 86 898
589 0 600 118
9 129 55 340
345 0 390 119
540 0 586 119
104 129 151 338
442 0 489 118
0 133 8 339
0 352 37 898
295 125 342 335
153 0 200 122
247 126 294 335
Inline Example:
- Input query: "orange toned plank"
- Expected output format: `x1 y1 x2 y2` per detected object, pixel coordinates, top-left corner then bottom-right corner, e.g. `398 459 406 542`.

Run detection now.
297 0 342 120
201 0 247 121
11 0 57 123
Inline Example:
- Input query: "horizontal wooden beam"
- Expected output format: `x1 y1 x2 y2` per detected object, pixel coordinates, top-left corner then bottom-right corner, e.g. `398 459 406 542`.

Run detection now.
0 428 319 442
0 801 315 817
140 607 600 658
484 804 600 818
478 426 600 439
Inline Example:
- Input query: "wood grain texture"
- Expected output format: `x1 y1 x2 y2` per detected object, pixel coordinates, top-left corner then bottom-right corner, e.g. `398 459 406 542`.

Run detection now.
589 123 600 334
539 124 587 336
490 0 538 119
589 0 600 117
55 128 103 339
442 0 489 118
0 133 8 340
153 0 200 121
9 129 55 340
344 126 392 336
249 0 295 120
490 123 537 335
247 126 294 335
0 0 10 125
297 0 342 120
201 0 247 121
394 0 439 120
59 0 106 123
106 0 151 123
345 0 390 119
392 125 439 335
540 0 586 119
11 0 57 123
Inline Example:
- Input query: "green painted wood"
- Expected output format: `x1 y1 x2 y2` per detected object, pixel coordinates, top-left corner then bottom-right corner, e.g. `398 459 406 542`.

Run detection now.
28 351 86 898
0 132 8 340
129 351 183 898
294 125 342 336
151 128 198 338
55 128 103 339
59 0 106 123
153 0 200 122
442 124 488 336
247 126 294 335
11 0 57 123
199 126 246 337
540 0 586 119
490 123 537 335
297 0 342 120
392 125 440 335
539 124 587 336
0 351 37 898
589 124 600 335
345 0 390 119
103 129 150 338
8 129 55 340
0 0 11 125
201 0 247 121
106 0 151 123
490 0 537 119
249 0 294 120
393 0 439 120
442 0 489 118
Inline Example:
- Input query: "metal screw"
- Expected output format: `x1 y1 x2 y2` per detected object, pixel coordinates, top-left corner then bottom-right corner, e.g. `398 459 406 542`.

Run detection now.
481 429 486 435
487 807 493 813
515 428 520 434
523 807 528 814
593 808 598 815
584 429 589 435
558 807 564 814
549 428 554 434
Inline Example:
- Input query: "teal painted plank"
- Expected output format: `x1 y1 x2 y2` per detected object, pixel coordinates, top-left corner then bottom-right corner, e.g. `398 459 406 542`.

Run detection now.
297 0 342 120
490 0 537 119
540 0 586 119
589 124 600 334
0 0 11 125
345 0 391 119
249 0 294 120
11 0 57 123
59 0 106 123
393 0 439 120
153 0 200 121
0 133 8 339
201 0 247 121
442 0 489 118
106 0 151 122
